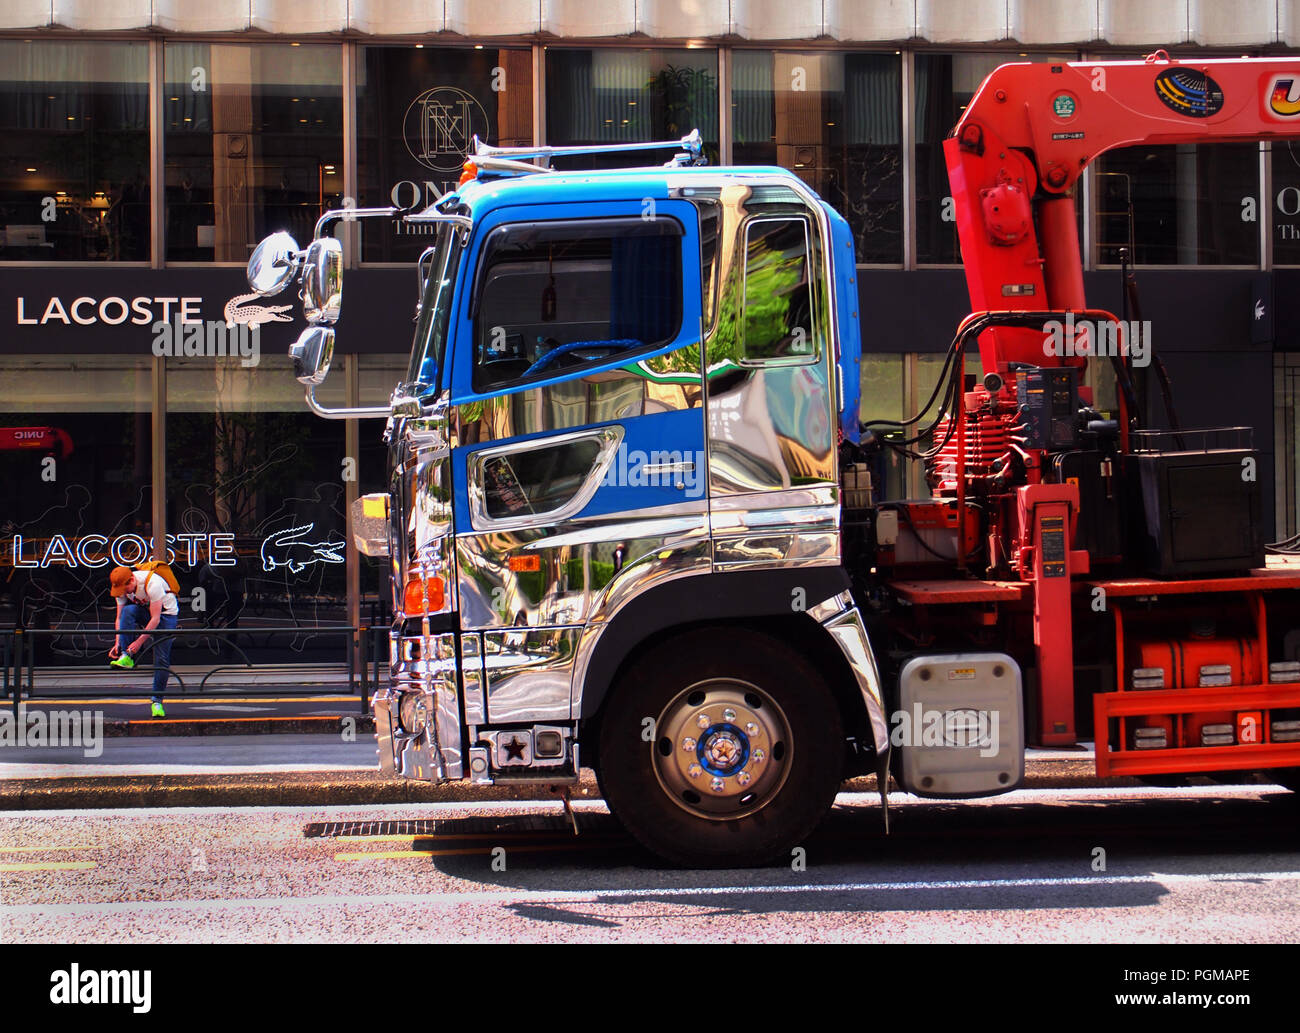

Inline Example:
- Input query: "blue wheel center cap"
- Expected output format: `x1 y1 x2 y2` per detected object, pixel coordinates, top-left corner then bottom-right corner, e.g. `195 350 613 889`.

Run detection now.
696 723 750 776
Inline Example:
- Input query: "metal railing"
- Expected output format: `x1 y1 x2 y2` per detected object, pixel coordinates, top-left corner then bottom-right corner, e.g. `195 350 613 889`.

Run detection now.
3 623 387 718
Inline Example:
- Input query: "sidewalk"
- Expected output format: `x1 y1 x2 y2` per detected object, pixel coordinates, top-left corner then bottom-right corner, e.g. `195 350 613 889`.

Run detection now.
6 696 370 737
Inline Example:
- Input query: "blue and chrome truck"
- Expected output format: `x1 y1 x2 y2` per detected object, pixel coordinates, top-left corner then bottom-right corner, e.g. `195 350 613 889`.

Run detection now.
247 60 1300 867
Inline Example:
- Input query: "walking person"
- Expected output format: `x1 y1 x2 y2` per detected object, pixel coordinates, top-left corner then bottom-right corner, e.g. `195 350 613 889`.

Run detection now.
108 563 180 718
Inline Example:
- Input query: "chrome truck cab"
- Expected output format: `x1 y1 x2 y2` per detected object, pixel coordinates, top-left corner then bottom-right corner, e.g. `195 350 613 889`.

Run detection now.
247 133 894 866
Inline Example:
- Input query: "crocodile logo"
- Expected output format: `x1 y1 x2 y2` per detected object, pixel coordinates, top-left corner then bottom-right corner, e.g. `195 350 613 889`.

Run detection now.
223 292 293 330
260 523 346 574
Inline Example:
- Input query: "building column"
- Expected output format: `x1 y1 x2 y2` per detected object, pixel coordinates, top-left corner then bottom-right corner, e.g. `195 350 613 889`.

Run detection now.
345 354 361 678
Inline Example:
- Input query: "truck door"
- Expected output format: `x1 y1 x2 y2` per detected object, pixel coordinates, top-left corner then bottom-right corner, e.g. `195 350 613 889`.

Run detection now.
448 200 708 735
705 185 839 570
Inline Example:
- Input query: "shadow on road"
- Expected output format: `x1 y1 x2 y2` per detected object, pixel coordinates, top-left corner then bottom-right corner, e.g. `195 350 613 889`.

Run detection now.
307 790 1300 928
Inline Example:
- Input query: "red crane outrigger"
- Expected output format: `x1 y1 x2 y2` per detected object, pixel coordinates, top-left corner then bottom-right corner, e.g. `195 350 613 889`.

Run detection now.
894 53 1300 777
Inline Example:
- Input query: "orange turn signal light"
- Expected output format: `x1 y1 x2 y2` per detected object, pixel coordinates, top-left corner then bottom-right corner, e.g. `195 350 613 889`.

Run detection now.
458 161 478 186
404 575 445 615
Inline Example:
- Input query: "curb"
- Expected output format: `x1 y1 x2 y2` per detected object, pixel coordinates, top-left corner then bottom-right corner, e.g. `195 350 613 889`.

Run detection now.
0 761 1133 811
105 716 375 737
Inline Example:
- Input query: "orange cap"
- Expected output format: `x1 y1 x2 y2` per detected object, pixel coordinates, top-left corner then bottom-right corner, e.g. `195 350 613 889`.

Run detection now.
109 565 134 597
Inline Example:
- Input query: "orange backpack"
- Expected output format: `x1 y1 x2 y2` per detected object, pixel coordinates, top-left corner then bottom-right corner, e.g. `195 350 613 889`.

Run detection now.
135 560 180 594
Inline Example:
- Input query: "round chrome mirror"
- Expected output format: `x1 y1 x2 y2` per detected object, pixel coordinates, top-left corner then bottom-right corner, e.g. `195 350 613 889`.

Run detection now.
289 326 335 385
247 231 300 297
301 237 343 324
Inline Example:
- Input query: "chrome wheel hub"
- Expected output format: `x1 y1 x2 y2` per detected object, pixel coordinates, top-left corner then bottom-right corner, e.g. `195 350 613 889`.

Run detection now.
653 680 791 820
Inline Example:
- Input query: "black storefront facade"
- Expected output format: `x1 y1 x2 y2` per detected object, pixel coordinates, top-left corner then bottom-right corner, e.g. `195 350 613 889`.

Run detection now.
3 7 1300 669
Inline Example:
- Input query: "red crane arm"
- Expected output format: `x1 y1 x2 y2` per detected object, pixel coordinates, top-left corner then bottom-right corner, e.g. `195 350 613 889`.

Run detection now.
945 52 1300 376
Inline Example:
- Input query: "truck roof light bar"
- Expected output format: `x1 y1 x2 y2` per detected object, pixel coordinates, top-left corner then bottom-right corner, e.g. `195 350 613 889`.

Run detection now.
470 128 706 168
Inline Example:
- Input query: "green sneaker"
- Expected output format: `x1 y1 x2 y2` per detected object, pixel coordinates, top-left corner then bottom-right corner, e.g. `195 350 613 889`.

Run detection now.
110 654 135 669
151 702 166 719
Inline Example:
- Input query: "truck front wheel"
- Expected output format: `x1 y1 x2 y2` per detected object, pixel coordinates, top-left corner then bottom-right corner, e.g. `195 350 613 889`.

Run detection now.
598 628 844 867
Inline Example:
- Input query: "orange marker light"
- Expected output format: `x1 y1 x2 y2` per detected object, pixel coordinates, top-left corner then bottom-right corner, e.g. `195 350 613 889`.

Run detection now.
458 161 478 186
508 555 540 572
404 575 445 615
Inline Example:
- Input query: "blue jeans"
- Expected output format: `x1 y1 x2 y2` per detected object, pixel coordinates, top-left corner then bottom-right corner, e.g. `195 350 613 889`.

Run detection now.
118 605 178 703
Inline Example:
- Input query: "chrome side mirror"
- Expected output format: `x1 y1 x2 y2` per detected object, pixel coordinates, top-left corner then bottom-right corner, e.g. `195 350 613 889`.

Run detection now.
302 237 343 324
289 326 334 385
247 231 301 297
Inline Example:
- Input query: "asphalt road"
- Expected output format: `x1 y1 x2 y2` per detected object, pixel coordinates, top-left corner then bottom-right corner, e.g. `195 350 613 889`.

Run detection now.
3 784 1298 942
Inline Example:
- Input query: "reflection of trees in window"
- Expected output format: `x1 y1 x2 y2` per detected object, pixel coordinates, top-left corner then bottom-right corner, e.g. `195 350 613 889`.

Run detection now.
742 219 812 362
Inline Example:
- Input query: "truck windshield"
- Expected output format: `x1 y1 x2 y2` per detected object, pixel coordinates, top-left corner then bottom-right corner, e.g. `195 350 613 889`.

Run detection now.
406 225 462 395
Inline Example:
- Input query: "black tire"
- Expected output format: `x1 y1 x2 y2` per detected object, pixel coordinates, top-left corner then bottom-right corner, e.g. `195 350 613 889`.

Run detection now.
598 627 844 868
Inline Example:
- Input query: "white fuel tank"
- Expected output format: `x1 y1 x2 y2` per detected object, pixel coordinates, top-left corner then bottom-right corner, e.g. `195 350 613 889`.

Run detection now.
896 652 1024 797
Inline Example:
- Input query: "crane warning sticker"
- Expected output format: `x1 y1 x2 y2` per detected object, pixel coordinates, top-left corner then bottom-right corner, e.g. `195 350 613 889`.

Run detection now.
1153 67 1224 118
1040 515 1067 578
1052 93 1077 119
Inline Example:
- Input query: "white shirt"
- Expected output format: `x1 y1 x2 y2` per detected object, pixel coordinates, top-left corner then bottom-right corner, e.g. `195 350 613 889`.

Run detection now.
125 569 179 616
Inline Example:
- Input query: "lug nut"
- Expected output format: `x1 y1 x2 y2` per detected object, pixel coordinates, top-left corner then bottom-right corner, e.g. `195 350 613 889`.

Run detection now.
681 737 697 751
722 708 736 721
710 777 726 793
687 763 702 779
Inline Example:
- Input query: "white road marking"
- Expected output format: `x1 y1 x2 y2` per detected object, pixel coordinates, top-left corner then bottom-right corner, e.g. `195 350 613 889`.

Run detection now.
3 869 1298 917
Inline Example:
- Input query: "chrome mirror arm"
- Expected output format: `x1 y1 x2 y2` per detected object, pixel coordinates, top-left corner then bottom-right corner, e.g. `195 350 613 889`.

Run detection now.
314 206 401 239
304 386 393 420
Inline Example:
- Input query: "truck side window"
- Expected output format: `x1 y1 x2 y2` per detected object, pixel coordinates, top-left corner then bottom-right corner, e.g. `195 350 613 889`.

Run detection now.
741 216 816 364
472 217 683 394
478 438 602 521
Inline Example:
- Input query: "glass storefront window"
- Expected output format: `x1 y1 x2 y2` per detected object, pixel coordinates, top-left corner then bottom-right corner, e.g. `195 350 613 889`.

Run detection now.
0 357 152 644
914 52 1074 264
915 53 1000 264
166 357 348 646
733 50 902 264
546 48 719 168
358 45 533 263
0 41 149 262
1096 142 1258 265
1273 142 1300 265
164 43 343 263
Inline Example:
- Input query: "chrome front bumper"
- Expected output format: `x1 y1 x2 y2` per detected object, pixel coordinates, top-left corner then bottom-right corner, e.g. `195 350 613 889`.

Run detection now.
375 631 464 781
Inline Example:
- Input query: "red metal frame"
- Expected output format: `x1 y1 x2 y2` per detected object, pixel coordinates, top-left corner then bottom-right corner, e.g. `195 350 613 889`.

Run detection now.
1093 574 1300 777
